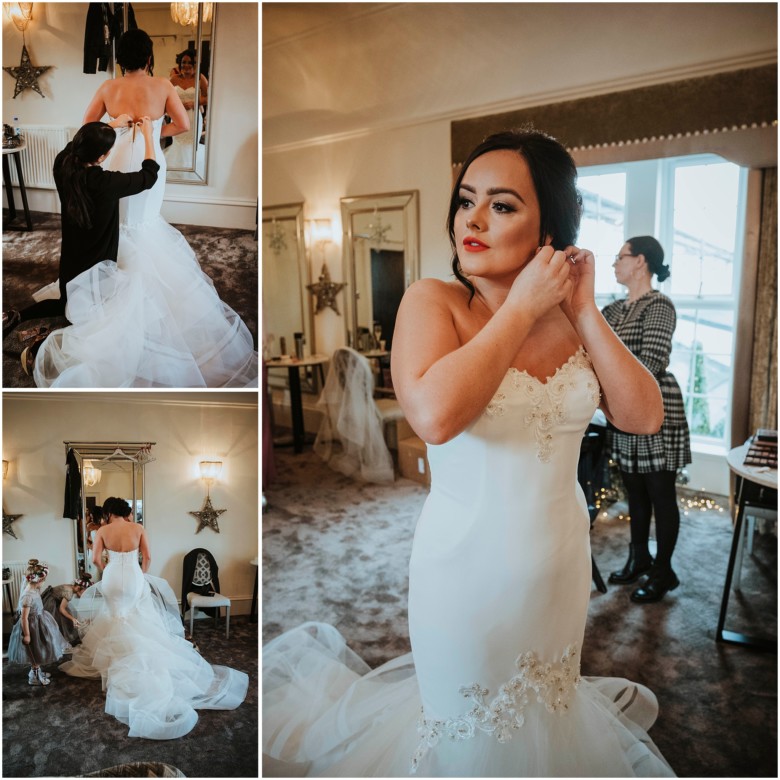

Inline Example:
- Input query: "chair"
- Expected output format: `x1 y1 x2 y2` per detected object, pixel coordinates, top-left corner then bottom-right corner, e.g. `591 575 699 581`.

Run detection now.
313 347 398 483
181 548 231 639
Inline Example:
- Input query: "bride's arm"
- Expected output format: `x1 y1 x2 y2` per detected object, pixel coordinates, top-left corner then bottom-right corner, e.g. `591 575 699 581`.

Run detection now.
83 83 108 123
392 251 572 445
92 529 105 571
139 528 151 573
161 81 191 139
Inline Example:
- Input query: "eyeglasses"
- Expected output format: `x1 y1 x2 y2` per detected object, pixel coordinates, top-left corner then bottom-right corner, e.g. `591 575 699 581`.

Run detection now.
614 253 636 262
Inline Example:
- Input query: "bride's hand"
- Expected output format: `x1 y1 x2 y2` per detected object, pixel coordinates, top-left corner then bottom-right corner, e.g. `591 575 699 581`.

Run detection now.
560 244 597 323
506 246 573 321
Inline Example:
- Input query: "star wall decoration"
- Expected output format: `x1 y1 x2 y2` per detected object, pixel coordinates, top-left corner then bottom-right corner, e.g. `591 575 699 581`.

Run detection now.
3 44 51 99
3 511 23 539
306 263 346 315
189 496 226 534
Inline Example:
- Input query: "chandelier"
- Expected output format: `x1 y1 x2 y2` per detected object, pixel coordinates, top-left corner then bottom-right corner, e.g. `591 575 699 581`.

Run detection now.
170 2 212 27
83 460 102 487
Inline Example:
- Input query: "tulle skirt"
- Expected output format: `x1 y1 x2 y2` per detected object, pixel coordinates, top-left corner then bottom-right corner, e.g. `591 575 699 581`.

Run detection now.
6 610 70 667
263 623 675 777
41 587 81 645
33 216 258 388
62 566 248 740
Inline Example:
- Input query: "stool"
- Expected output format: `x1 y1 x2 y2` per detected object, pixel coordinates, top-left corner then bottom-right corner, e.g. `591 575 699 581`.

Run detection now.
186 591 231 639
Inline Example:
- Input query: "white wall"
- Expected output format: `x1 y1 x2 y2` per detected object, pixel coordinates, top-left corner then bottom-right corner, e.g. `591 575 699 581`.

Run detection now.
2 393 258 614
2 2 257 229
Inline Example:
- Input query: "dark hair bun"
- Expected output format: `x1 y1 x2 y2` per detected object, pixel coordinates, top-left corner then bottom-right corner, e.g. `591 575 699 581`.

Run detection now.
655 264 671 282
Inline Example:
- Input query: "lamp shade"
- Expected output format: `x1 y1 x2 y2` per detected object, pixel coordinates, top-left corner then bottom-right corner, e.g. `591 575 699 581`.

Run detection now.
199 460 222 480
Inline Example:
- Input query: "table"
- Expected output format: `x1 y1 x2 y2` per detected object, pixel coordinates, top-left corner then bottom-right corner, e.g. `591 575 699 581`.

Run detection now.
2 141 33 231
266 354 329 454
716 440 777 652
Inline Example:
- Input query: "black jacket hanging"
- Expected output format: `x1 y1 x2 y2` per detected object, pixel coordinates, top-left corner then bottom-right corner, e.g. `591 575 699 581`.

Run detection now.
83 3 137 74
63 448 81 519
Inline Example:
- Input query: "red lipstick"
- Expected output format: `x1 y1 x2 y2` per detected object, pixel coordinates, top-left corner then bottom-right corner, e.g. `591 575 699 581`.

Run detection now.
463 236 488 252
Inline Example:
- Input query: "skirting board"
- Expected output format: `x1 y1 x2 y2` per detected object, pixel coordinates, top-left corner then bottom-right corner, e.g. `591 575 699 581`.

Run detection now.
4 186 256 231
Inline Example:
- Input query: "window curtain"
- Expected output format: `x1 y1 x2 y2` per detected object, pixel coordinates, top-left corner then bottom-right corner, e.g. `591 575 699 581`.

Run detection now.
747 168 777 435
451 65 777 170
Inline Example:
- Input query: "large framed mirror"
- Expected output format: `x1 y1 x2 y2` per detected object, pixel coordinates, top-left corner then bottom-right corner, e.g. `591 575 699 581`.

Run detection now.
341 191 419 352
64 441 155 582
262 202 318 392
126 2 215 184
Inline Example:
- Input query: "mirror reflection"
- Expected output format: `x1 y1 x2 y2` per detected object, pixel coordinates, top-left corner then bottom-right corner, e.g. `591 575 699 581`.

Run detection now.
262 202 318 392
66 442 154 583
130 2 214 183
341 191 419 352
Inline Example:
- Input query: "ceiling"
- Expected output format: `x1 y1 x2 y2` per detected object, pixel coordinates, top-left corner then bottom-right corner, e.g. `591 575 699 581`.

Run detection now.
262 3 777 151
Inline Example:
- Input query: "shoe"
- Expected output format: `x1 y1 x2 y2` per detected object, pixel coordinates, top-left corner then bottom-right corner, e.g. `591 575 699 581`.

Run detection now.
28 668 50 686
2 309 21 338
631 568 680 603
20 331 48 376
608 543 654 585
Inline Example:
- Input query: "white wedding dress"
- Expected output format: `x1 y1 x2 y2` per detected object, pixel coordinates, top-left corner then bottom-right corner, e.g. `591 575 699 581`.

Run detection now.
33 116 258 388
263 347 676 776
62 549 248 740
163 86 204 170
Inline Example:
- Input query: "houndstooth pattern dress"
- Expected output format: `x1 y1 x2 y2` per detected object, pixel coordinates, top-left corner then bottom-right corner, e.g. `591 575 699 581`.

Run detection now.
602 290 691 473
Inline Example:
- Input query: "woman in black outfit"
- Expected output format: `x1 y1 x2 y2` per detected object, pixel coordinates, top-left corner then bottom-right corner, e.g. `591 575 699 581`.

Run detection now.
3 117 159 372
602 236 692 603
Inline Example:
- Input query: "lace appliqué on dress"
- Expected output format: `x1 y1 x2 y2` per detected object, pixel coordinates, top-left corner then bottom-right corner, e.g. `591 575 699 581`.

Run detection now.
485 347 601 463
410 643 581 774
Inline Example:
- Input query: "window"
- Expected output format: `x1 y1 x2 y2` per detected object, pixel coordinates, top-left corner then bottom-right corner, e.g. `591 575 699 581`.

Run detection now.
579 155 747 450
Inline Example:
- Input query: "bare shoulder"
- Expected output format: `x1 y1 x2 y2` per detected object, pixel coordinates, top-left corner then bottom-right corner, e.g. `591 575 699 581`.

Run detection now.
402 278 465 309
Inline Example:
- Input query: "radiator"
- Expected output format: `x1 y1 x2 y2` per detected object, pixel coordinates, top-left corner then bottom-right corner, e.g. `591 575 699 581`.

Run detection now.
5 125 73 189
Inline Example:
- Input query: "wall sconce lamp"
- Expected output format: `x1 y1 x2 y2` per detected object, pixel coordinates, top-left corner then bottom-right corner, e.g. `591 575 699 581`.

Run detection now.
3 3 33 33
83 460 102 488
199 459 222 497
2 460 8 480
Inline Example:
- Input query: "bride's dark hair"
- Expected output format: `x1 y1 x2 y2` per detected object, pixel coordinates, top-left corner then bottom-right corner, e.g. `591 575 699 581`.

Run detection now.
117 29 154 74
447 127 582 302
58 122 116 230
103 497 133 518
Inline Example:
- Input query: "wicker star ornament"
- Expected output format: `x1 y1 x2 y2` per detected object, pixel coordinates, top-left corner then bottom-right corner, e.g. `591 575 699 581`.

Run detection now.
3 44 51 99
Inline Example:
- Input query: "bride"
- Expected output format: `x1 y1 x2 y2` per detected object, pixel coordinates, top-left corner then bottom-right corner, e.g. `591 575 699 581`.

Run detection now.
263 129 676 776
62 497 248 739
33 28 257 388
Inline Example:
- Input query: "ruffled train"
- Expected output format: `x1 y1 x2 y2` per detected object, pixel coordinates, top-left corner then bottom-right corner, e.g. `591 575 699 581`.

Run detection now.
63 567 248 739
263 623 675 777
33 215 257 388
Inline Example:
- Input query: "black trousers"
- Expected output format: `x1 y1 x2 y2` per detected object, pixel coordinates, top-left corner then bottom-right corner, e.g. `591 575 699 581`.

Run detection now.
620 469 680 570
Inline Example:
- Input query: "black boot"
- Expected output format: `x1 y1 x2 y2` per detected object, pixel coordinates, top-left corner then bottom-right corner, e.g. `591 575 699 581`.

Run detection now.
608 543 654 585
631 566 680 603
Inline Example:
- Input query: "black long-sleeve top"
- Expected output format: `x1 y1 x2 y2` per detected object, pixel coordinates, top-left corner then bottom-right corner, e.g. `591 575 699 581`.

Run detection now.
53 143 159 288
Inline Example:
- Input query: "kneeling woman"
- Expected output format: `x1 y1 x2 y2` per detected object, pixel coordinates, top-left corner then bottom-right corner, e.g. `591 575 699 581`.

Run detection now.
3 118 158 373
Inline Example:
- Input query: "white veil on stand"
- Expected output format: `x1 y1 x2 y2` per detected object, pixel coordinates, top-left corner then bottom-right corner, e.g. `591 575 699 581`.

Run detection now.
313 347 395 484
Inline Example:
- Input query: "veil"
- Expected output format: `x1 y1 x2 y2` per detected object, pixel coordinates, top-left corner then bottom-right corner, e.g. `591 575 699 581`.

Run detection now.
313 347 395 483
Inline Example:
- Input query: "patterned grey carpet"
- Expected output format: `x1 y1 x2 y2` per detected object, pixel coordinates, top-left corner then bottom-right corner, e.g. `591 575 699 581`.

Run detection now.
2 615 258 777
2 211 257 387
263 447 777 778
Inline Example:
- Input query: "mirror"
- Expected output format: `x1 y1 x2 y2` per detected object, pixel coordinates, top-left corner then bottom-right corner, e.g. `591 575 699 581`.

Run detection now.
262 202 319 392
341 191 419 352
65 441 155 582
127 2 215 184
